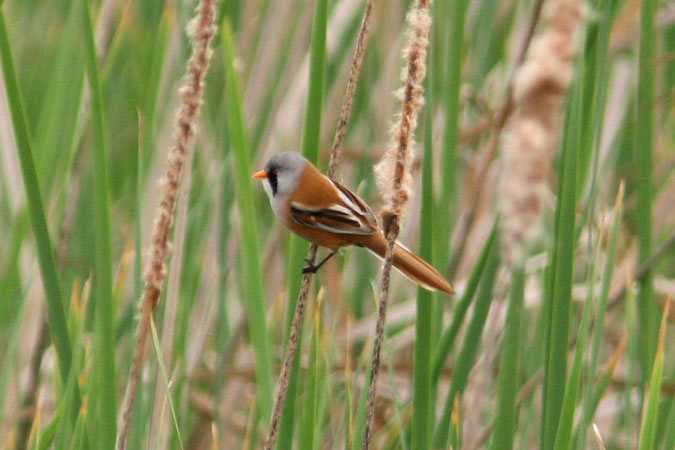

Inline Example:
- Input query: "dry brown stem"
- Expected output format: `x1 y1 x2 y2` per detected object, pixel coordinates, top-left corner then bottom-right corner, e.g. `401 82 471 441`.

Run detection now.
264 1 376 448
116 1 218 448
363 1 431 448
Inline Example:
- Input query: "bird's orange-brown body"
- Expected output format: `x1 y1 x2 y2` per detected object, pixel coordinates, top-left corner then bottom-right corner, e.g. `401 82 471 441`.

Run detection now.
254 152 454 295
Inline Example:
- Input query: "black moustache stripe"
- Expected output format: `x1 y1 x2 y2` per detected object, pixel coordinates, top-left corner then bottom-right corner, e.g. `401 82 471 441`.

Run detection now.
268 171 278 195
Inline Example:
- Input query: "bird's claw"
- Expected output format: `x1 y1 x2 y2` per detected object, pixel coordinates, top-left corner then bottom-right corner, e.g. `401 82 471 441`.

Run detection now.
302 264 319 274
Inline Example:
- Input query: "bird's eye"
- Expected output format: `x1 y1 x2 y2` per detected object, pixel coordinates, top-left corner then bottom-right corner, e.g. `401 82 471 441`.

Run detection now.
272 169 279 175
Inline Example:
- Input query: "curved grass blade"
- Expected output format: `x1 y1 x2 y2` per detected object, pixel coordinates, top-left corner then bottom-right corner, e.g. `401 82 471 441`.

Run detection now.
222 22 275 422
433 236 500 448
431 222 498 385
0 11 76 403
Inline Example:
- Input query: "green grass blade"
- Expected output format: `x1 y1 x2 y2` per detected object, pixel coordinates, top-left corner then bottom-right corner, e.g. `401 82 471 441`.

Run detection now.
284 0 328 335
554 274 594 450
541 70 582 450
298 305 321 450
81 1 117 445
490 264 524 450
140 9 172 182
662 399 675 450
635 0 658 380
623 283 638 445
638 306 668 450
575 186 623 448
149 317 184 450
278 0 328 445
33 0 84 194
222 22 274 422
433 236 500 448
0 11 75 395
431 222 498 385
438 0 469 269
411 104 434 449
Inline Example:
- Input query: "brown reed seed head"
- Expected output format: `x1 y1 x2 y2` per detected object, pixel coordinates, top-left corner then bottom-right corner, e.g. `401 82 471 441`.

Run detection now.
375 5 430 221
499 0 584 265
143 0 217 308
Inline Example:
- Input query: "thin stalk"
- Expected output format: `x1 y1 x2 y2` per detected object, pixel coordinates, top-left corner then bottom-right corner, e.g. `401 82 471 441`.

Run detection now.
363 1 432 446
149 318 184 450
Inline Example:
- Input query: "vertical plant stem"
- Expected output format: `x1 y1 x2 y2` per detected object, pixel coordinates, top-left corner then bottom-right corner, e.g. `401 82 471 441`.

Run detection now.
542 75 582 450
116 1 218 447
635 0 657 381
437 0 468 270
328 0 374 176
411 104 434 449
81 0 117 445
575 184 624 449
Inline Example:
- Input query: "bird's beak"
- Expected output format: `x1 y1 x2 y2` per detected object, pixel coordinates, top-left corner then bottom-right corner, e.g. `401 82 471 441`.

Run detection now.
252 171 267 179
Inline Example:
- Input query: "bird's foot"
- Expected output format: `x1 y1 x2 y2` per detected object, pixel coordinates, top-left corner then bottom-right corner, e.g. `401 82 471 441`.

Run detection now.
301 251 337 274
302 263 320 274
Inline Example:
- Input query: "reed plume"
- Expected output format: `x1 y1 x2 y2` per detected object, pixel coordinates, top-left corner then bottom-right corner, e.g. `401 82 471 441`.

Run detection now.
363 1 431 448
499 0 585 265
116 1 217 448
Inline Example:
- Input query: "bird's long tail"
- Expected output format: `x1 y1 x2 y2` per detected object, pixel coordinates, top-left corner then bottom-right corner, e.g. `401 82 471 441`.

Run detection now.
364 232 454 295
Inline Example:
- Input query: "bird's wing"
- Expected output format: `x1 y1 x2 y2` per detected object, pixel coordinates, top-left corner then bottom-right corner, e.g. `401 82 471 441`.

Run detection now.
290 201 377 235
289 179 378 236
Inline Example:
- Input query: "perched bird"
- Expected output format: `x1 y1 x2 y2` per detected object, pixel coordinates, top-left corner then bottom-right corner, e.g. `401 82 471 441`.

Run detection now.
253 152 454 294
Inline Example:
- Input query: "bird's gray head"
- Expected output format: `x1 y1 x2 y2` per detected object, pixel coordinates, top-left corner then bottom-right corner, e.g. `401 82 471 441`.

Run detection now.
260 152 307 199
